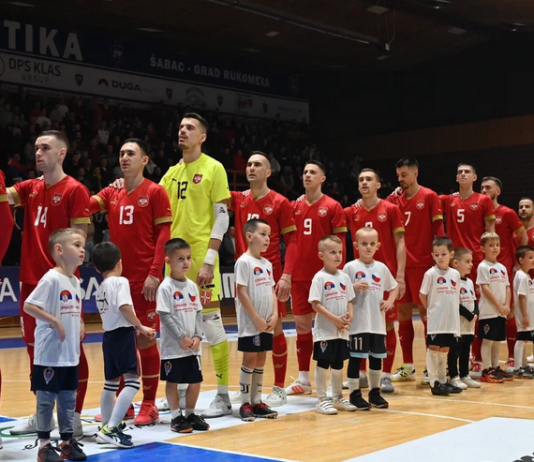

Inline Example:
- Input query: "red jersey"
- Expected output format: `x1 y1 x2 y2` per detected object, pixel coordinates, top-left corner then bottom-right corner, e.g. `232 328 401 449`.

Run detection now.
345 200 404 275
387 186 444 268
495 204 524 270
10 176 91 284
292 194 347 282
439 192 495 263
0 170 14 263
91 179 172 282
230 190 296 268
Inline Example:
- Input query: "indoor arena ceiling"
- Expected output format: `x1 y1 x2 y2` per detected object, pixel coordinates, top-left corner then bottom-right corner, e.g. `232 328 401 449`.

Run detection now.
1 0 533 72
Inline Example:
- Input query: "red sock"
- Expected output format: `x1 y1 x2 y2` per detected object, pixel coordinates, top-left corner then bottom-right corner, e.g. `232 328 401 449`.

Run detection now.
117 376 125 397
506 318 517 359
139 344 160 404
359 358 367 371
26 344 35 380
76 345 89 413
272 333 288 388
399 320 414 364
383 329 397 373
296 332 313 372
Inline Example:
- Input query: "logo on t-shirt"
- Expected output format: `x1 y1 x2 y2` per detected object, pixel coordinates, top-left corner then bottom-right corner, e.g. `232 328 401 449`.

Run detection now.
489 268 498 275
470 203 479 211
460 287 467 294
254 267 263 276
318 207 328 217
173 291 184 300
372 274 381 283
266 268 271 277
193 174 203 184
43 367 54 384
52 193 63 206
60 290 72 303
416 201 425 210
340 282 346 291
355 271 366 280
138 196 149 207
264 205 274 215
378 213 387 222
189 293 196 302
437 277 447 285
451 280 457 287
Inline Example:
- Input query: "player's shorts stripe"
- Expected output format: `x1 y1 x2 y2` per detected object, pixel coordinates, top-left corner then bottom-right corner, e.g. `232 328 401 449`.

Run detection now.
281 225 297 234
333 227 348 233
393 226 405 234
432 214 443 222
485 214 496 221
0 194 7 203
154 216 173 225
515 225 526 235
70 217 91 225
8 187 20 206
92 195 106 212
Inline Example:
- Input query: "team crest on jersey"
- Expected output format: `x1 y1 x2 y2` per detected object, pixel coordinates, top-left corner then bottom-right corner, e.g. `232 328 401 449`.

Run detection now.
484 324 490 335
470 203 479 211
52 193 63 206
43 367 54 384
164 361 172 376
60 290 72 303
193 174 203 184
495 216 502 224
320 341 328 353
240 202 246 208
416 201 425 210
147 310 156 321
318 207 328 217
201 289 212 305
138 196 149 207
264 205 274 215
378 213 387 222
253 335 261 346
354 216 360 222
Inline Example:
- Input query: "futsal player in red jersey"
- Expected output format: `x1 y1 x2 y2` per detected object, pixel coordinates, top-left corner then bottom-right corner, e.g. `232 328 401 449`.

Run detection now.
7 131 90 436
439 163 495 377
385 159 445 385
481 177 526 372
285 160 347 395
229 152 297 407
90 139 172 425
345 168 406 393
0 170 13 264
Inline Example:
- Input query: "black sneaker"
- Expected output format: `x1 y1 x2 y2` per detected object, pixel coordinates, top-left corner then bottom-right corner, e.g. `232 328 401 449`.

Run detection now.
431 382 450 396
186 413 210 431
117 422 133 441
239 403 256 422
170 414 193 433
38 443 64 462
349 390 371 410
253 402 278 419
60 438 87 461
368 388 389 408
443 381 463 394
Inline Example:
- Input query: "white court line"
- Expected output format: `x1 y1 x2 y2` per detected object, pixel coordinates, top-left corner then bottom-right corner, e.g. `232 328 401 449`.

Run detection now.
373 408 474 423
397 394 534 410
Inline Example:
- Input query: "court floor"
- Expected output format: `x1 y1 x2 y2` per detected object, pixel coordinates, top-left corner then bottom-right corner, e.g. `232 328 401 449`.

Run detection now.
1 320 533 462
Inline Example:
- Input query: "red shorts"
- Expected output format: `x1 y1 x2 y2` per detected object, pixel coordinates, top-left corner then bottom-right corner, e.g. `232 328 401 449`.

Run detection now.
398 267 427 306
386 302 398 322
130 281 159 331
291 280 313 316
273 264 287 318
20 283 37 344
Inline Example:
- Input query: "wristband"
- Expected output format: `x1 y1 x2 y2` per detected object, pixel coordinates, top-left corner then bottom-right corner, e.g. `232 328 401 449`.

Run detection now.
204 248 217 265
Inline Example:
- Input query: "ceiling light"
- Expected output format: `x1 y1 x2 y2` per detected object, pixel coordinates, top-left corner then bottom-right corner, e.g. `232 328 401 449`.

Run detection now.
6 1 35 6
137 28 163 32
265 31 280 37
448 27 466 35
367 5 389 15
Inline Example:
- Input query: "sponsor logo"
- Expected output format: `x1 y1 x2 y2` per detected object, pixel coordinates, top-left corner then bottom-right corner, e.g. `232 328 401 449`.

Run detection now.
460 287 468 294
451 279 457 287
193 174 203 184
52 193 63 206
138 196 149 207
217 95 224 107
378 213 387 222
98 78 141 91
263 205 274 215
318 207 328 217
489 268 498 275
266 269 271 277
484 324 490 335
111 41 125 68
185 86 206 108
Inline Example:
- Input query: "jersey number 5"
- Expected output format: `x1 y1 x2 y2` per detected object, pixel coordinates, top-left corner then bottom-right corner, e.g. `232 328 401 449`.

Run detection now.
457 209 465 223
176 181 188 199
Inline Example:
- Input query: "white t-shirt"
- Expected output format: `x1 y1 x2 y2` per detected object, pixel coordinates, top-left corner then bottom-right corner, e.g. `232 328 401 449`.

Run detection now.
26 269 82 367
308 269 355 342
157 276 202 360
477 260 509 320
235 253 274 338
96 276 133 332
343 259 397 335
514 270 534 332
420 266 461 335
459 277 477 336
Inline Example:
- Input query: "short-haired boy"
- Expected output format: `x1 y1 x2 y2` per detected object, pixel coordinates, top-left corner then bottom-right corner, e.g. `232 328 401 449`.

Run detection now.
157 238 209 433
23 228 87 462
309 235 356 415
419 237 462 396
513 245 534 378
477 232 512 383
235 219 278 421
448 248 481 389
93 242 156 448
343 228 398 410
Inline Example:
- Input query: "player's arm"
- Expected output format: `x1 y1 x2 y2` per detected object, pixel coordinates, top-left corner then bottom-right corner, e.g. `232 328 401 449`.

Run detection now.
394 231 407 297
266 287 279 332
482 195 496 232
332 202 348 267
68 184 91 235
419 272 431 318
237 284 267 332
23 302 65 342
119 304 156 339
519 294 529 327
382 286 400 312
430 193 445 237
311 301 346 330
419 293 428 310
157 286 192 348
277 199 298 300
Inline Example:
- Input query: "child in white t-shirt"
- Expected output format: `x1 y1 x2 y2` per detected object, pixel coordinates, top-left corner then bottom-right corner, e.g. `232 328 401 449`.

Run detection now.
235 219 278 422
343 227 398 410
23 228 87 461
309 235 355 415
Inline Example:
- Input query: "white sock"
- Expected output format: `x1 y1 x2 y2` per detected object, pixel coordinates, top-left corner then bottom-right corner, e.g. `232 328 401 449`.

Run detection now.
299 371 311 385
381 372 391 379
108 378 140 428
426 349 439 387
369 369 381 389
481 339 493 370
240 366 254 405
100 381 119 426
405 363 414 370
515 340 526 370
491 341 501 369
331 369 343 400
314 366 328 401
171 409 181 420
523 345 529 367
185 408 194 418
360 370 368 380
438 352 448 384
251 368 264 405
40 439 51 448
347 378 359 393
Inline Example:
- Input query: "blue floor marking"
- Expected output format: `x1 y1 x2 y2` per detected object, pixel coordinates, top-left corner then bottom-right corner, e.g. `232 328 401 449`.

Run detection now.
0 416 15 423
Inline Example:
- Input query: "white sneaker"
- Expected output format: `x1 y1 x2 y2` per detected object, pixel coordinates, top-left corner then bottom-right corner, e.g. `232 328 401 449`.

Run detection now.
506 359 515 374
333 398 356 412
10 414 56 435
380 377 394 393
528 354 534 363
342 381 349 389
421 369 430 385
471 362 483 379
461 376 482 388
265 386 287 407
326 385 333 399
0 435 3 450
156 397 170 411
230 391 243 404
285 378 312 395
200 394 232 418
451 376 468 390
74 412 83 438
315 399 337 415
391 365 416 382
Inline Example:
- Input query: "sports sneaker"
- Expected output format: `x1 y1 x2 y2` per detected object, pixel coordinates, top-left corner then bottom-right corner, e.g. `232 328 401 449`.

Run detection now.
471 362 483 379
349 390 371 411
96 425 134 448
315 399 338 415
170 414 193 433
480 369 504 383
391 365 416 382
285 378 312 395
512 367 534 379
0 435 3 450
443 381 463 394
230 391 242 404
253 402 278 419
421 369 430 385
156 397 170 411
94 404 135 423
380 377 394 393
333 398 356 412
117 422 132 440
460 376 481 388
368 388 389 408
430 382 450 396
60 438 87 461
186 413 210 431
239 403 255 421
494 366 514 382
451 376 468 390
37 443 63 462
342 381 349 389
359 373 369 389
201 394 232 418
74 412 83 438
133 402 159 426
11 414 55 435
528 353 534 363
265 386 287 407
506 358 515 374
